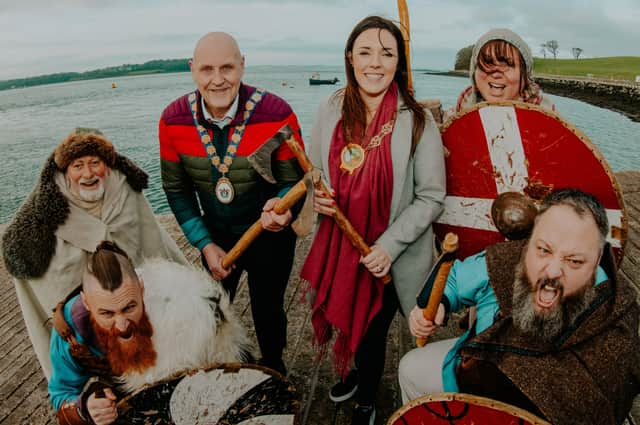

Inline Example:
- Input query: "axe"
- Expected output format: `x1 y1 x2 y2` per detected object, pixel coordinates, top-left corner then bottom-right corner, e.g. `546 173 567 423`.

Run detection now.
279 125 393 284
244 123 316 237
221 157 318 270
246 125 294 184
415 233 458 347
218 126 312 269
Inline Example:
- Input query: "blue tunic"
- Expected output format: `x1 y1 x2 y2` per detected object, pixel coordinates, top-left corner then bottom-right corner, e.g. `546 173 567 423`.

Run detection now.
48 295 104 410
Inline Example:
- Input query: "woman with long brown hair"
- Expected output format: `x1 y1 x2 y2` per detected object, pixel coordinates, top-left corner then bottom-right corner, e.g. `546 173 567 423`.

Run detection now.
300 15 445 424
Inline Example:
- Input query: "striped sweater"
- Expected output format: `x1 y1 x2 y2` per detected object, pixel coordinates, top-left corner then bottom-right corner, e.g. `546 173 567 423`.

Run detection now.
159 83 304 249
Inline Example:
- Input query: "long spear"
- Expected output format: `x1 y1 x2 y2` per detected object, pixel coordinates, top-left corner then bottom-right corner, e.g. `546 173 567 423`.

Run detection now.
397 0 413 93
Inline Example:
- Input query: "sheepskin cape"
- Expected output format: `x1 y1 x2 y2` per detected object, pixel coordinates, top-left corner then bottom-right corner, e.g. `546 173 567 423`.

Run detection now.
118 259 251 393
1 154 188 379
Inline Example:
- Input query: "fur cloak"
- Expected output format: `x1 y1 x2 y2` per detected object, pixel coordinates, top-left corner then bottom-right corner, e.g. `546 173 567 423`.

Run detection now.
460 240 640 425
1 154 188 379
117 259 252 393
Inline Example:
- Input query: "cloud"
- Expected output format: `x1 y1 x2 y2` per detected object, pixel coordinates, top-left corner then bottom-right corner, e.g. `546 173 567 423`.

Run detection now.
0 0 637 80
436 0 640 57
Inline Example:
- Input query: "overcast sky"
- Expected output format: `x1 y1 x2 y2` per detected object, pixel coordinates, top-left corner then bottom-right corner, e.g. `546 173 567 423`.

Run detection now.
1 0 638 80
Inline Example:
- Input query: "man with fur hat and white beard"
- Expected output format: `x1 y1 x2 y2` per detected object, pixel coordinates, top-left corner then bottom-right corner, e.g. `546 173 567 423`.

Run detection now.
49 241 250 425
1 128 188 379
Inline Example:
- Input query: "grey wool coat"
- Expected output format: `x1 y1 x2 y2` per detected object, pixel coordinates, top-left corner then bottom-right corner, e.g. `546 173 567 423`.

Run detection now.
310 94 446 316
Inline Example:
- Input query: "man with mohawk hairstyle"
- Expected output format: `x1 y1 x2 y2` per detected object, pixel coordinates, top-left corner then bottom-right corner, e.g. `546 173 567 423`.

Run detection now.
49 241 251 425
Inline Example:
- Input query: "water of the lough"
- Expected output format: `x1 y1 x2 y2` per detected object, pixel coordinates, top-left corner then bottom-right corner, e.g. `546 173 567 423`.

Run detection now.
1 66 639 223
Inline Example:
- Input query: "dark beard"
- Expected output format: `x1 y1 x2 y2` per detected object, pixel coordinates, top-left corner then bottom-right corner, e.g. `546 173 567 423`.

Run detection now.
511 256 597 344
91 310 157 376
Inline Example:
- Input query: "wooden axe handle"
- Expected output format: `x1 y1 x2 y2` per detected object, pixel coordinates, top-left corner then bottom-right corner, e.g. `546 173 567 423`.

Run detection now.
285 135 314 172
221 179 308 270
397 0 413 93
417 233 458 347
284 137 392 284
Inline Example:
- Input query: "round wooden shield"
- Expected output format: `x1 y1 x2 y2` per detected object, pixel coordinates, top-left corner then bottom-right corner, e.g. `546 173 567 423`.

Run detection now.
116 362 300 424
434 101 627 263
387 392 551 425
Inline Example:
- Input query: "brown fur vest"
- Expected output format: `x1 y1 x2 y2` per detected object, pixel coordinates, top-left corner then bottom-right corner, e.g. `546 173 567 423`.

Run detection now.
459 240 640 425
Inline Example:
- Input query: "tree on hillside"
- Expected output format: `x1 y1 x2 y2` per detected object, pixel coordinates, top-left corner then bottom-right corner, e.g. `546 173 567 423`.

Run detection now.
540 44 547 58
544 40 559 59
454 45 474 70
571 47 583 59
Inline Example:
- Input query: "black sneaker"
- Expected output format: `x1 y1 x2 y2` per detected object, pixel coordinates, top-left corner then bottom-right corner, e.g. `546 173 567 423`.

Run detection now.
329 369 358 402
351 404 375 425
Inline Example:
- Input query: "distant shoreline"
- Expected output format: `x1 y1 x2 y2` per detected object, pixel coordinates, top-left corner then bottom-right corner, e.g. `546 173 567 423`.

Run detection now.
423 70 468 78
3 64 638 122
535 76 640 122
0 58 190 91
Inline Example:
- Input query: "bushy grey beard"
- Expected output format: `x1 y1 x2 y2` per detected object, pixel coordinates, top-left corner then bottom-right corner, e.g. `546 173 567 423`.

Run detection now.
75 176 105 201
511 255 597 344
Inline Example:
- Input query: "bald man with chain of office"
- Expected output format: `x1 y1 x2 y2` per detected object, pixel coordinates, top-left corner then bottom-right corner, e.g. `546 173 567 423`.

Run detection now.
159 32 305 374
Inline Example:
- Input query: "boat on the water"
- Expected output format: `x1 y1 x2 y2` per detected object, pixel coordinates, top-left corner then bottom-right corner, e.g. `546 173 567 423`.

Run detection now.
309 72 339 85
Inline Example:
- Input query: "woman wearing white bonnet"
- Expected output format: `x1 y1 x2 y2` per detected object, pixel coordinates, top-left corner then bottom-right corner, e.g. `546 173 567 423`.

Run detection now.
452 28 555 115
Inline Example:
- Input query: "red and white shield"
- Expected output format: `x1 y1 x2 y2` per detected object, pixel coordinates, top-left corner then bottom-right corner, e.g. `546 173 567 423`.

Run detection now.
434 101 627 264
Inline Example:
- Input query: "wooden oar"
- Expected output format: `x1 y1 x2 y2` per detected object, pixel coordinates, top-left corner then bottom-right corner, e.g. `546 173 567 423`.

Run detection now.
283 135 392 284
221 177 309 269
397 0 413 93
416 233 459 347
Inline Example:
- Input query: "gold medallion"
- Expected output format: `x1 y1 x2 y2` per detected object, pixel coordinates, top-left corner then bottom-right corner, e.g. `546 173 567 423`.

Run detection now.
340 143 366 174
188 88 265 203
215 177 235 204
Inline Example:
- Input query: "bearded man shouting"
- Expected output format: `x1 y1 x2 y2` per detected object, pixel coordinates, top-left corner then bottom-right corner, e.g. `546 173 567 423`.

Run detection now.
49 241 250 425
399 189 640 425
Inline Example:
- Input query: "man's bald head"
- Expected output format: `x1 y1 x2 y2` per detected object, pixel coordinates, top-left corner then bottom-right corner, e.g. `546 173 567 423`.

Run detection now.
192 32 242 63
189 32 245 120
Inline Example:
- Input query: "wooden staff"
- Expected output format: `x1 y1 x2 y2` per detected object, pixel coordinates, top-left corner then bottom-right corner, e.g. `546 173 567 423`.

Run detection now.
397 0 413 93
416 233 459 347
284 136 392 284
221 178 309 269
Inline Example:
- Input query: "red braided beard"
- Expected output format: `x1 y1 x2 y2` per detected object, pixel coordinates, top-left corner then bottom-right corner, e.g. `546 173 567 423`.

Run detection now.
90 310 157 376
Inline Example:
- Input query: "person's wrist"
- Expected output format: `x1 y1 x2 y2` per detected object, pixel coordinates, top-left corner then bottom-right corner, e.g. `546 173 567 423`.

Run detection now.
56 400 88 425
196 238 214 252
